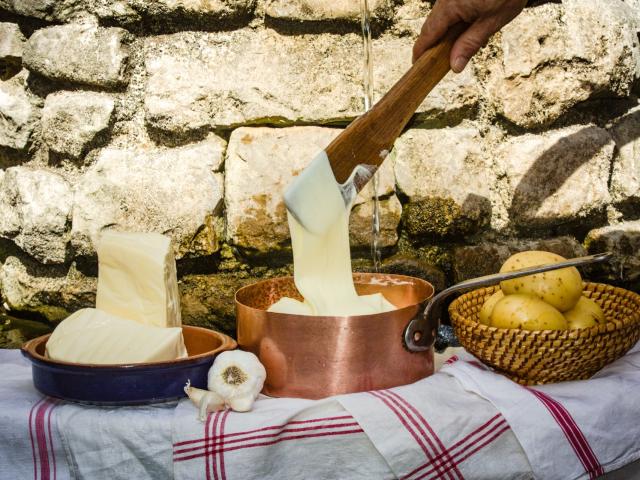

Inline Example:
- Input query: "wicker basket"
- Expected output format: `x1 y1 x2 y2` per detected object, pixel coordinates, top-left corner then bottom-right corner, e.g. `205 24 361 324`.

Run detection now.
448 282 640 385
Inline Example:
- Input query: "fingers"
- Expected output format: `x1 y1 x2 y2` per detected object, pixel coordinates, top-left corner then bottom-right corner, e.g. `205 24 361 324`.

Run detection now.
412 2 459 63
449 16 498 72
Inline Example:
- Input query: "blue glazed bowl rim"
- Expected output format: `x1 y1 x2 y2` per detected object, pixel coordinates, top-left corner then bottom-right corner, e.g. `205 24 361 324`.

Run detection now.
21 325 237 372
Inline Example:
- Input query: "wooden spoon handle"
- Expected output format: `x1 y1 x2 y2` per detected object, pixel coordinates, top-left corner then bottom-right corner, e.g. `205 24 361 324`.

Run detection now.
326 24 465 183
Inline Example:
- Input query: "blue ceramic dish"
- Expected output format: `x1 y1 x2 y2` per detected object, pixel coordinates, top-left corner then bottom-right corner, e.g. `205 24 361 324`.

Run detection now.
21 325 237 405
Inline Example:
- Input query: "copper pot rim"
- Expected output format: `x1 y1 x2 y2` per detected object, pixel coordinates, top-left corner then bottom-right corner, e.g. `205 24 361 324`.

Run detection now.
235 272 435 320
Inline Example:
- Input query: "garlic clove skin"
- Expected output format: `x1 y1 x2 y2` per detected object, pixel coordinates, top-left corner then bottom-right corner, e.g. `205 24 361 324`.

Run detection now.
228 395 255 413
208 350 266 412
184 380 225 422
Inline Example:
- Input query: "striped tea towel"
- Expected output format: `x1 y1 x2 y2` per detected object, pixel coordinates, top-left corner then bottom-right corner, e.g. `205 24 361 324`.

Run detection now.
172 371 532 480
440 340 640 480
0 349 70 480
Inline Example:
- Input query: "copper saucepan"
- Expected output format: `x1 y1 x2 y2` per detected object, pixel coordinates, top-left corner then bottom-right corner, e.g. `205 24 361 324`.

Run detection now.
235 273 434 399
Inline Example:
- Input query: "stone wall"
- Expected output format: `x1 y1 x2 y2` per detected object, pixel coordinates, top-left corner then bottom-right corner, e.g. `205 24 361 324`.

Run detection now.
1 0 640 345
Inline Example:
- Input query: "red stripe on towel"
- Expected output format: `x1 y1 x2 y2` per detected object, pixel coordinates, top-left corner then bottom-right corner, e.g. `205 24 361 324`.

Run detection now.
29 398 45 480
204 412 212 480
401 414 508 480
174 428 364 462
47 400 57 480
401 414 505 480
218 410 230 480
29 399 58 480
384 390 463 480
527 388 604 478
414 420 509 480
36 400 55 480
174 415 354 448
175 421 361 456
369 391 455 480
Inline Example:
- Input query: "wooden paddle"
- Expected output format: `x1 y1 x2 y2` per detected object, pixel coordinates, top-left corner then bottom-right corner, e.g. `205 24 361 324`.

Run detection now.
284 24 464 233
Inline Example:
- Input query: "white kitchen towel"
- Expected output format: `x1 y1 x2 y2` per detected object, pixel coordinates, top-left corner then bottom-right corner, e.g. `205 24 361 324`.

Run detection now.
54 400 176 479
440 340 640 480
172 395 397 479
0 349 70 480
171 371 533 480
0 348 175 480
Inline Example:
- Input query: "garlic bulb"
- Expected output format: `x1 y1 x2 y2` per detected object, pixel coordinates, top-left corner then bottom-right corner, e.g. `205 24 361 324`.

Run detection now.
208 350 266 413
184 380 224 422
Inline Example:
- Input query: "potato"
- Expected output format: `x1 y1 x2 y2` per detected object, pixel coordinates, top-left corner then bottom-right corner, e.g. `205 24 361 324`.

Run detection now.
499 251 582 312
490 294 568 331
478 290 504 325
564 296 605 329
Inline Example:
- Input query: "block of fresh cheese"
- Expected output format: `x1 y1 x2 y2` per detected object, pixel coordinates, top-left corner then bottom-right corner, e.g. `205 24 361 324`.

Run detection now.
96 231 181 328
46 308 188 364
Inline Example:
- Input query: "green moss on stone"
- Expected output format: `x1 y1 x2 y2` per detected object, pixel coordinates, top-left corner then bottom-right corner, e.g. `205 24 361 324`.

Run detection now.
402 197 485 240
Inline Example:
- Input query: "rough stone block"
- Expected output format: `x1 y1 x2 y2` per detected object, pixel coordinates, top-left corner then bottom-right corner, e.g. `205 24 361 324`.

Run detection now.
0 0 142 24
23 23 130 88
179 273 259 335
0 0 55 20
480 0 638 128
0 256 96 323
71 135 226 259
131 0 255 17
349 195 401 248
389 0 430 37
394 124 494 239
585 221 640 283
609 104 640 210
623 0 640 88
144 29 478 135
0 167 72 263
0 73 39 151
452 237 586 283
264 0 395 24
495 125 614 231
0 23 25 79
376 252 447 293
42 91 115 159
224 126 397 251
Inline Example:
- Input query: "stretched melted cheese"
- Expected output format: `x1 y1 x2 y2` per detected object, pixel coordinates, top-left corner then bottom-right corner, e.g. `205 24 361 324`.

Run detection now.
268 152 395 316
96 231 181 328
46 308 187 364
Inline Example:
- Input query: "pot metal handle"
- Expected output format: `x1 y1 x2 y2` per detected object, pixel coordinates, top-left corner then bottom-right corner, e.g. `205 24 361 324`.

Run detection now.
403 252 613 352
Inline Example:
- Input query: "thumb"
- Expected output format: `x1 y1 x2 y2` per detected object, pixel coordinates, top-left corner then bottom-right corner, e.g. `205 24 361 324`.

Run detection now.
412 2 459 63
449 17 497 72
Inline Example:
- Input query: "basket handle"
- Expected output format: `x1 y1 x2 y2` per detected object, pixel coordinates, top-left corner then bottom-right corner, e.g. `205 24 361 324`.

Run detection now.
403 252 613 352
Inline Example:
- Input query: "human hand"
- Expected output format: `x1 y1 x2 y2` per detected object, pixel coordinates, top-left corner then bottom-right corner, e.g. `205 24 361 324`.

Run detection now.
413 0 527 72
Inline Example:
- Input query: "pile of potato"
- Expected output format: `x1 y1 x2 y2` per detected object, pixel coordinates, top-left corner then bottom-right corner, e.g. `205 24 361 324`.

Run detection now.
478 251 605 330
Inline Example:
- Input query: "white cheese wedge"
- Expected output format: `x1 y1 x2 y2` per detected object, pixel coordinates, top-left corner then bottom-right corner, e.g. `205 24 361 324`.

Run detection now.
96 231 181 328
46 308 188 364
